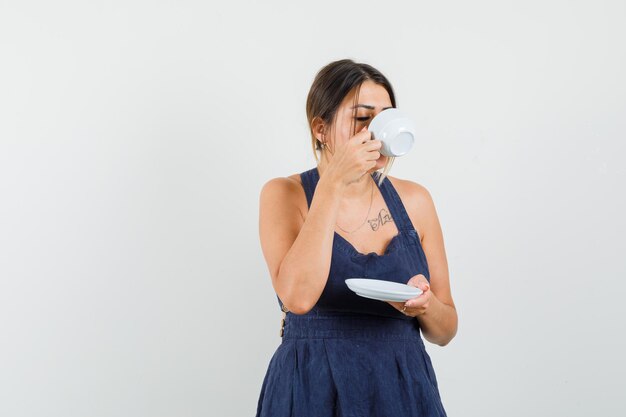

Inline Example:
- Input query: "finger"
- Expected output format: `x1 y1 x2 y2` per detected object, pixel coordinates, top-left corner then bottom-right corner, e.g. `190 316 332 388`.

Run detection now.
387 301 404 310
417 280 430 292
408 273 426 282
364 148 381 160
406 278 420 288
413 282 426 292
350 129 372 144
363 139 382 150
407 274 427 287
404 297 426 308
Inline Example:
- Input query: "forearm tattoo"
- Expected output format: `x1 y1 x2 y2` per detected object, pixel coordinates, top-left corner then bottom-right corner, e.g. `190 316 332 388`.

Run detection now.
368 208 394 231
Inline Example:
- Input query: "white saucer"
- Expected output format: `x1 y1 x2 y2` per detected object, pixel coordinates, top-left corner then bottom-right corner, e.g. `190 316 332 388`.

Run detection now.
345 278 422 302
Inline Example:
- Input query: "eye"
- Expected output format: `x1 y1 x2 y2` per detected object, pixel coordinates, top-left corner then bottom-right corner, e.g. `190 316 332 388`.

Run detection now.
355 116 370 122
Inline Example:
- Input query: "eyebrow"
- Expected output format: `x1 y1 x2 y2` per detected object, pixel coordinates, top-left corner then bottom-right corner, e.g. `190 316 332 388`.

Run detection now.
351 104 394 110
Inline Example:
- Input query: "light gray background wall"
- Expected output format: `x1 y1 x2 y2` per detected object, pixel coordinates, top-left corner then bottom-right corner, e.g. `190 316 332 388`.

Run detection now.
1 1 624 416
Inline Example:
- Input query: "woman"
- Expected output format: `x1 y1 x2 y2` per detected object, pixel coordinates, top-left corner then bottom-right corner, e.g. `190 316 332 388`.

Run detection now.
256 59 457 417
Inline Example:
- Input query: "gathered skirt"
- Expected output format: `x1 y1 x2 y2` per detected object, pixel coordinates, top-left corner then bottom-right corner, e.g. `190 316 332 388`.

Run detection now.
255 312 447 417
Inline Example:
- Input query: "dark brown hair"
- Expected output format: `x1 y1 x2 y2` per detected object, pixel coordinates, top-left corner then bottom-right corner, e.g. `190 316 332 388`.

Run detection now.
305 59 397 182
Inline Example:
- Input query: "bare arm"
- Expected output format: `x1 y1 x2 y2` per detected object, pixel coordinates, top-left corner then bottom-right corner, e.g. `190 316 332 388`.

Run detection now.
412 185 457 345
259 175 344 314
387 179 458 346
259 130 382 314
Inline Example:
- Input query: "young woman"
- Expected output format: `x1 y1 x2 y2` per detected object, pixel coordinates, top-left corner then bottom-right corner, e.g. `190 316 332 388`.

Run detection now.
256 59 457 417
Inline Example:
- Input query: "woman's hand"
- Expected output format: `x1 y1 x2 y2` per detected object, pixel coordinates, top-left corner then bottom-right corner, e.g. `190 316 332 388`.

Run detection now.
388 274 432 317
322 127 382 186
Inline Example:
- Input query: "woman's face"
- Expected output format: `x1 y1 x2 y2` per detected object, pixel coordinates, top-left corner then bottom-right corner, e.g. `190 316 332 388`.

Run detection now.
325 80 394 171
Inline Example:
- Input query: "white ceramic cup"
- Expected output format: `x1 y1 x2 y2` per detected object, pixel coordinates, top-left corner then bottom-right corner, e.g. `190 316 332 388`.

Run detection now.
367 108 415 157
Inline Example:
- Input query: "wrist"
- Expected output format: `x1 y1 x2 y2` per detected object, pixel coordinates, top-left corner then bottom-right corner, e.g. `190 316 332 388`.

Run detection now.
317 172 346 196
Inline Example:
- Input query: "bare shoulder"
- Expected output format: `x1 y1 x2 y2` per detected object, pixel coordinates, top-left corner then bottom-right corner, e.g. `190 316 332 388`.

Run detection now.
386 175 437 241
386 175 433 205
260 174 307 220
260 174 301 196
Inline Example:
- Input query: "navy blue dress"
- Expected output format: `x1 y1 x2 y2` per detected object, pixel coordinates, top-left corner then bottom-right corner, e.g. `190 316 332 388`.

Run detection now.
256 167 447 417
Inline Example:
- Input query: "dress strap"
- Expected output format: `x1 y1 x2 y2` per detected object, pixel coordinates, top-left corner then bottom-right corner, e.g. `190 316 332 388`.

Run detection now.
299 167 318 209
374 172 416 233
305 167 415 233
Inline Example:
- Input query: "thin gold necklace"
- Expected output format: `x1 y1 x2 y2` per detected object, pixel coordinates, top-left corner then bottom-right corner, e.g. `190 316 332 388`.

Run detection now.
336 176 374 234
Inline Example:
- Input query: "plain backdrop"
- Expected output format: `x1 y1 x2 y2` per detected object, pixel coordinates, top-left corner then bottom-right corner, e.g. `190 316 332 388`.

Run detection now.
1 1 625 416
